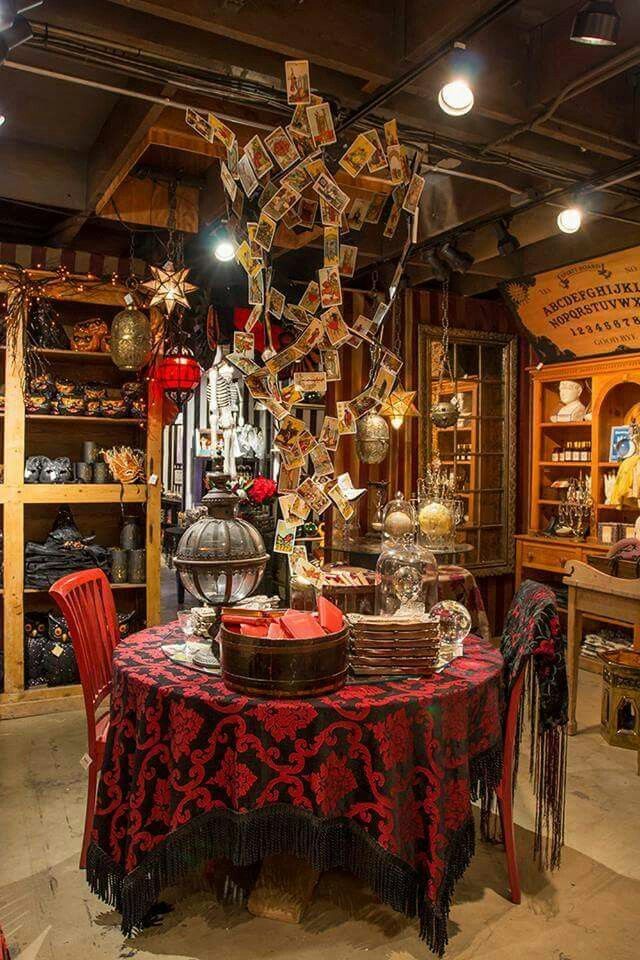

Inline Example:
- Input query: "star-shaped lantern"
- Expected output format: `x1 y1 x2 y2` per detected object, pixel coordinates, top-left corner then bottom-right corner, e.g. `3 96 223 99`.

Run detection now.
141 261 197 315
380 388 419 430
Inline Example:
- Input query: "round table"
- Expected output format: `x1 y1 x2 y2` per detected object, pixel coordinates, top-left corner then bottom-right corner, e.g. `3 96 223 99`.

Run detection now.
87 625 504 955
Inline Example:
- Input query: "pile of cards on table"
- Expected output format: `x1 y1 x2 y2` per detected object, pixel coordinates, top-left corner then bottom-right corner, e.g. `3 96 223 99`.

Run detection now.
346 613 440 677
222 596 344 639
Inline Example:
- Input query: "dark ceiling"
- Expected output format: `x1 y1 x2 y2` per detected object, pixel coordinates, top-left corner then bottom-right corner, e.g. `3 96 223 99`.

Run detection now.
1 0 640 295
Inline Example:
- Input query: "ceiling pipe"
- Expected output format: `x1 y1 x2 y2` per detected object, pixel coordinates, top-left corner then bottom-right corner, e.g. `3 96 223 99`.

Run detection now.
335 0 522 134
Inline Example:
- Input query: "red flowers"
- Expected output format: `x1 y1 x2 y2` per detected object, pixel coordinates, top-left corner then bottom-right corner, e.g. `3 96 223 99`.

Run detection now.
247 475 277 505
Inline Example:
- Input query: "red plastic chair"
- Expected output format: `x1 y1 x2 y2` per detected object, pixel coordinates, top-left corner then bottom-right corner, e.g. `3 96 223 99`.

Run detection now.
50 569 121 868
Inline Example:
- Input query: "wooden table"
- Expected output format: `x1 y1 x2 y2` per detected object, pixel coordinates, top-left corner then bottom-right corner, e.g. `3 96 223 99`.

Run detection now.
563 560 640 735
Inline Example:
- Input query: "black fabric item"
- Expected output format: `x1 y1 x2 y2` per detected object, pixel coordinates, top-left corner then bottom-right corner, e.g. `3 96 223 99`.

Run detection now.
24 613 49 686
43 636 79 687
24 507 109 589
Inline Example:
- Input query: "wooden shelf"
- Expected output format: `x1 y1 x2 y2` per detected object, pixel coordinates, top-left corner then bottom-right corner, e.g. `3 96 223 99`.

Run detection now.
26 414 145 425
20 484 147 504
540 461 592 467
540 421 591 428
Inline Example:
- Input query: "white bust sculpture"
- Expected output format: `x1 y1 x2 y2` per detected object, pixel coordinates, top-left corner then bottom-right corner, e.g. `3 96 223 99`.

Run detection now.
551 380 587 422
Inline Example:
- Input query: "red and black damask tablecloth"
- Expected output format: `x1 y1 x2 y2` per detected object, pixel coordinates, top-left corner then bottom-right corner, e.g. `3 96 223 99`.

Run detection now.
87 625 503 955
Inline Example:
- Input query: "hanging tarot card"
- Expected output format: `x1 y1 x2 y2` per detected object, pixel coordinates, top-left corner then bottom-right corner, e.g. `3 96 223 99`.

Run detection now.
381 349 403 376
338 244 357 277
293 371 327 395
364 192 387 223
336 472 367 502
324 225 339 266
220 160 237 201
319 266 342 308
347 197 370 231
233 331 254 358
282 162 311 194
246 222 263 261
384 118 400 147
299 280 321 314
402 173 426 215
349 389 379 419
245 368 272 399
320 196 341 226
319 415 340 450
266 343 304 375
288 543 308 574
298 477 331 515
267 287 285 319
364 129 388 172
264 126 299 171
312 172 350 215
254 212 277 251
297 429 318 457
307 101 337 147
278 464 301 493
226 353 259 376
186 108 214 142
237 154 260 197
387 144 404 184
248 270 265 305
337 400 356 435
383 199 402 239
285 59 311 105
262 184 301 221
244 134 274 179
305 156 329 181
235 240 261 277
327 480 354 520
227 141 239 179
310 442 334 478
298 196 318 229
296 316 324 353
322 307 350 347
290 102 313 137
339 133 376 178
209 113 236 150
321 348 341 381
274 520 297 555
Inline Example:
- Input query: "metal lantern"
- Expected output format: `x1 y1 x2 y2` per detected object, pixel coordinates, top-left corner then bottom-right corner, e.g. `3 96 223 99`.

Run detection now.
110 304 152 371
600 649 640 773
430 398 459 428
156 346 203 406
356 412 390 464
174 478 268 621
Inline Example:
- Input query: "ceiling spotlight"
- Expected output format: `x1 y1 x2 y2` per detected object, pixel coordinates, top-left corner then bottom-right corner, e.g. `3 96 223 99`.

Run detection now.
438 80 474 117
571 1 619 46
0 1 41 33
439 241 475 273
0 113 5 127
0 14 32 63
212 223 236 262
495 219 520 257
423 249 449 282
557 207 582 234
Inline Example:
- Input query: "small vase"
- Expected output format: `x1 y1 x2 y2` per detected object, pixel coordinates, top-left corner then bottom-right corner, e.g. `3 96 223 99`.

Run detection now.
128 548 146 583
75 462 93 483
120 514 143 550
109 548 128 583
93 462 108 483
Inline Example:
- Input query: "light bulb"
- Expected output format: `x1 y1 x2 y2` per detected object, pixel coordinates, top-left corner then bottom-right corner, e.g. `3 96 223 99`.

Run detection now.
438 80 474 117
214 239 235 262
557 207 582 234
0 114 5 127
391 415 404 430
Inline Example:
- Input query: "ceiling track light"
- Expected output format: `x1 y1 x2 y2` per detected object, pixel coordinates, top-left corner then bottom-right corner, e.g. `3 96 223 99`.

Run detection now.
212 222 236 262
439 241 475 274
557 206 583 234
495 219 520 257
571 1 620 46
423 249 450 282
0 14 33 63
438 79 474 117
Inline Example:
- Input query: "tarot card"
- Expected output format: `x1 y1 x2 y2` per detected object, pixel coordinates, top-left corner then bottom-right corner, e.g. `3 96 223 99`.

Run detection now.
319 265 342 308
279 445 305 468
274 520 297 555
278 464 301 493
294 371 327 395
336 472 367 502
245 368 272 399
324 225 339 267
282 161 311 193
387 144 404 184
209 113 235 151
283 303 309 327
285 59 311 105
304 156 329 181
364 129 388 172
296 316 324 353
266 343 303 375
226 353 259 376
369 365 397 402
298 196 318 229
339 133 376 178
258 180 277 208
402 173 426 215
262 184 301 222
338 244 357 278
254 212 277 251
227 140 239 179
327 480 354 520
297 429 318 457
278 493 298 523
289 494 310 522
312 172 350 215
267 287 285 319
384 118 400 147
320 196 341 226
262 396 290 421
244 134 273 179
233 331 254 358
186 108 213 142
289 127 316 159
290 102 313 136
401 146 411 184
299 280 321 314
310 442 334 478
283 205 303 230
279 381 304 408
347 197 370 231
245 304 262 333
275 415 306 452
248 270 265 305
319 415 340 450
288 543 308 574
364 192 387 224
307 101 337 147
299 477 331 515
321 348 341 381
231 189 245 222
349 389 378 419
322 306 350 347
235 240 261 277
381 349 403 375
383 199 401 239
220 160 237 201
337 400 357 435
264 126 299 171
352 314 377 344
373 301 390 326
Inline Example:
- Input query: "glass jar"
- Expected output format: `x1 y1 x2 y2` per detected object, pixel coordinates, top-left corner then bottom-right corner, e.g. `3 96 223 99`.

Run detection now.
375 535 438 616
382 491 416 543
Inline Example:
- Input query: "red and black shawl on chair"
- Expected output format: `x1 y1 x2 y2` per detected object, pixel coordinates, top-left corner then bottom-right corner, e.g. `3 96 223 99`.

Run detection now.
1 924 10 960
499 579 568 870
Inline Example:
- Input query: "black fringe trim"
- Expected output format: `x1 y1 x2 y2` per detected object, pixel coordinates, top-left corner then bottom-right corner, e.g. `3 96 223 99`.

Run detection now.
86 743 502 955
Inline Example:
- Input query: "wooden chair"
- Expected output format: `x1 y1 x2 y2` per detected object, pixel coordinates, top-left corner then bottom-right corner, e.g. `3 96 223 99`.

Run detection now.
50 569 121 868
492 580 568 903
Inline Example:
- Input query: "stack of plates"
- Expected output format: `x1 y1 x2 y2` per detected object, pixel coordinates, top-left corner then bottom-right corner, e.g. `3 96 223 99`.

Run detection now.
346 613 440 677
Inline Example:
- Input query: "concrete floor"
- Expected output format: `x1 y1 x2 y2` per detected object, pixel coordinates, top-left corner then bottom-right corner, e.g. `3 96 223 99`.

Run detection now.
1 665 639 959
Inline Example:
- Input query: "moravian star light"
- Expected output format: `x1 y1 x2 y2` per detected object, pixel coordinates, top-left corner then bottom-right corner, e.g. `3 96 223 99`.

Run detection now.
141 260 197 315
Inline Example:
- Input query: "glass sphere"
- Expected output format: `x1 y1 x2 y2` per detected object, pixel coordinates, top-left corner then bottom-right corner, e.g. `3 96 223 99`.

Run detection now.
375 536 438 616
382 492 416 543
429 600 471 658
418 500 455 549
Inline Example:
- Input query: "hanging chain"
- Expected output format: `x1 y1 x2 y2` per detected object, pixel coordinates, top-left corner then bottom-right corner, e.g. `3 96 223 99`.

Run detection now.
436 276 455 400
392 292 402 360
126 231 139 291
167 179 177 263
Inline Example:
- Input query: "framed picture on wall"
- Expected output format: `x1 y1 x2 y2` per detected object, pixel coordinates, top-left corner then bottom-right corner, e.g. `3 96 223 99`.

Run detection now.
195 428 213 458
609 425 634 462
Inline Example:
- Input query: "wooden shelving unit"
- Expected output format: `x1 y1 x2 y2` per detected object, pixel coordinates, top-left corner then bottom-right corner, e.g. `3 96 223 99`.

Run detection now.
516 353 640 673
0 269 163 719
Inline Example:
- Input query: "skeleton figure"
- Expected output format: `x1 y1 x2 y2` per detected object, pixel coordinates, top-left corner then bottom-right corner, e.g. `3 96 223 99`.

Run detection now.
207 353 243 475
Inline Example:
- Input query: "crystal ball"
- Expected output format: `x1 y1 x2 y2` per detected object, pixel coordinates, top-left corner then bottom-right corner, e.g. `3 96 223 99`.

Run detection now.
384 509 413 539
429 600 472 645
419 501 454 538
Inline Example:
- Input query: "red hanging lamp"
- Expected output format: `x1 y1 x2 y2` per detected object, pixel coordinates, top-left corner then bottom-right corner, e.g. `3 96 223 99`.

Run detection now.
155 345 202 406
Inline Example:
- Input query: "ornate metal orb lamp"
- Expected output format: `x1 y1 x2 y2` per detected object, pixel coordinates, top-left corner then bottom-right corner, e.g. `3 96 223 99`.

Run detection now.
174 478 269 634
356 412 390 464
156 346 203 406
110 302 152 371
430 398 459 428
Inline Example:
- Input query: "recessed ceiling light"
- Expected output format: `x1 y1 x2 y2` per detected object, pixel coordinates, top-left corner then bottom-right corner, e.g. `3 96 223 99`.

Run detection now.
438 80 474 117
571 1 620 46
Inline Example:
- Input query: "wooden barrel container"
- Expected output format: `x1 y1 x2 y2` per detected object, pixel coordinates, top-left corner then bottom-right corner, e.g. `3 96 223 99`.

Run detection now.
220 624 349 698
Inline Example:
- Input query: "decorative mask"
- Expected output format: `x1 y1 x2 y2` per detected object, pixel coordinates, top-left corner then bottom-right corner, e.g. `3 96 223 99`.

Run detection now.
71 318 109 353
